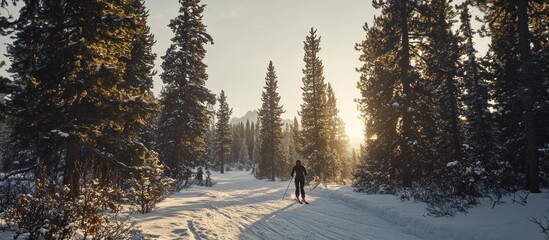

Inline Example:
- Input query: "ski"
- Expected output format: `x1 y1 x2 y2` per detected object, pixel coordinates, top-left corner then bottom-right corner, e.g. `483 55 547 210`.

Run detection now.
295 198 302 204
303 200 309 204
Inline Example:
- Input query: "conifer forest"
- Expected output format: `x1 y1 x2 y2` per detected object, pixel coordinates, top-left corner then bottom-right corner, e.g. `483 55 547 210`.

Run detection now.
0 0 547 239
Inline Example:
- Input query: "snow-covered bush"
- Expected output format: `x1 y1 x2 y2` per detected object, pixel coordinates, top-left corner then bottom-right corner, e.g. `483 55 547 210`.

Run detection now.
0 176 33 213
352 168 398 194
124 157 174 214
418 185 473 217
4 178 135 239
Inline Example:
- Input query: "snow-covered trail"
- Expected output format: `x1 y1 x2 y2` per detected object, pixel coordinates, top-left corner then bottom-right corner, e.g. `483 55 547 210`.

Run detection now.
132 171 424 240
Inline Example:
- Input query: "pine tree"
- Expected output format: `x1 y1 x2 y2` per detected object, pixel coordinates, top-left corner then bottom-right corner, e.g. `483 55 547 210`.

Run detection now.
156 0 216 184
456 2 498 198
230 122 244 170
215 90 232 174
355 0 454 192
299 28 332 183
420 0 462 164
252 121 261 176
258 61 285 181
5 0 160 198
245 119 255 169
101 0 163 187
325 83 350 182
239 138 250 171
5 0 61 179
355 12 406 192
478 0 547 192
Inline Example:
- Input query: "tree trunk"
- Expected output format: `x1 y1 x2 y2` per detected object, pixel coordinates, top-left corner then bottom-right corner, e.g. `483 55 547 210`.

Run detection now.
220 148 225 174
399 0 413 188
448 76 462 161
63 141 80 198
517 0 539 193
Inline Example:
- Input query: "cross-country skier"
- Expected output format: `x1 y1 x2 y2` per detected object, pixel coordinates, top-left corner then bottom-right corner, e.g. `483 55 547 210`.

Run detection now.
291 160 308 203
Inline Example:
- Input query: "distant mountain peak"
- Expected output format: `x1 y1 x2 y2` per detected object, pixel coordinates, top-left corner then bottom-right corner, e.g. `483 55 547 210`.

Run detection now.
230 110 293 125
230 110 258 125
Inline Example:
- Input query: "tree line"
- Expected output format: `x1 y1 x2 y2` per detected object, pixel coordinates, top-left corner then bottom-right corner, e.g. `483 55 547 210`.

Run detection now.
353 0 548 216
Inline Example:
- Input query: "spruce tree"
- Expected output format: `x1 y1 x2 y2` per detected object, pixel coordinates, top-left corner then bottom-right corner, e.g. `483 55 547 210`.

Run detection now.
299 28 332 183
6 0 158 197
99 0 163 187
325 83 349 182
214 90 232 174
157 0 216 183
258 61 285 181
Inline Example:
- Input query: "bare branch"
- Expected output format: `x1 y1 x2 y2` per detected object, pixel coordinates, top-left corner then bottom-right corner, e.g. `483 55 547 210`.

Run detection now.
0 164 37 181
528 216 549 239
84 146 143 172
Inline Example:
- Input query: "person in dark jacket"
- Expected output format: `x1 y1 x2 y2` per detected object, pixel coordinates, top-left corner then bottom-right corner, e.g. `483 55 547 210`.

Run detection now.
291 160 308 202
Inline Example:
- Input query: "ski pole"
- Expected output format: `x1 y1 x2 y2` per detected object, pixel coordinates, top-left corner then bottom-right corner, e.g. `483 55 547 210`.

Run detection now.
282 176 293 199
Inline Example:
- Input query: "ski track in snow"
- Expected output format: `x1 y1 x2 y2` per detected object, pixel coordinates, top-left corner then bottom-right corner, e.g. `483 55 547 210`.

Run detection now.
132 171 423 240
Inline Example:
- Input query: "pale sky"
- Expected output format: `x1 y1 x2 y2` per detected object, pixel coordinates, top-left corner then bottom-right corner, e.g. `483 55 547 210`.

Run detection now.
145 0 375 141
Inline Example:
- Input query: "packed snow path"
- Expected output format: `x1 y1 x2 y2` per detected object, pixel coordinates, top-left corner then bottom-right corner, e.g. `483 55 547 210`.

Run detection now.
133 171 424 240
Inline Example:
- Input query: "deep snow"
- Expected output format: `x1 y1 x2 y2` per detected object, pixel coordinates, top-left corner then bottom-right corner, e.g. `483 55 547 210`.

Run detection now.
132 171 548 240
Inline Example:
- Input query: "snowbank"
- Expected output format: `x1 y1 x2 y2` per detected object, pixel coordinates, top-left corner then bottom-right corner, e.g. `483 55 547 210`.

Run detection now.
313 185 548 240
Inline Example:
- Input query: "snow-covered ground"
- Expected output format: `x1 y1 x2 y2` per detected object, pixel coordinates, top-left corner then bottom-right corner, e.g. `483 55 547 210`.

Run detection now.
0 171 546 239
132 171 548 240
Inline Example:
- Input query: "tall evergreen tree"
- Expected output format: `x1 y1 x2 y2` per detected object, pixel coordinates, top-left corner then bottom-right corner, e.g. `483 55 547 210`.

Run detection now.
239 138 250 171
100 0 163 187
245 119 255 169
299 28 332 183
215 90 232 174
325 83 349 182
230 122 244 169
258 61 285 181
456 2 498 198
156 0 216 183
4 0 163 197
252 121 261 176
354 1 422 191
478 0 547 192
419 0 462 166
